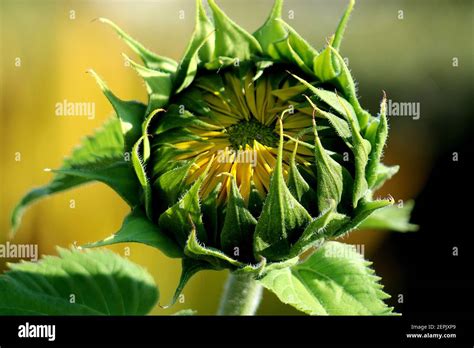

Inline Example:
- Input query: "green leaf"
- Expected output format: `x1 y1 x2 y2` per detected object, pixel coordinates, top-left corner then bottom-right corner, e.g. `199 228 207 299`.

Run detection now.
185 228 244 269
173 88 213 120
311 74 370 213
164 257 215 308
184 228 268 275
11 118 126 235
132 136 153 220
313 43 338 82
332 198 394 238
291 73 358 129
254 119 311 261
372 163 399 191
278 20 317 75
84 208 183 258
358 200 418 232
287 142 317 213
311 112 345 212
336 94 371 207
173 0 215 93
330 47 371 128
0 248 159 315
52 159 140 207
123 54 173 114
259 241 395 315
366 96 389 188
363 116 379 145
248 183 264 218
201 183 223 247
88 69 146 152
194 0 215 62
302 94 352 147
253 0 286 59
272 83 307 102
253 0 317 71
154 160 195 204
152 127 202 146
158 162 211 246
151 144 189 177
332 0 355 51
290 202 349 257
153 105 219 134
97 17 178 73
220 176 257 261
208 0 262 61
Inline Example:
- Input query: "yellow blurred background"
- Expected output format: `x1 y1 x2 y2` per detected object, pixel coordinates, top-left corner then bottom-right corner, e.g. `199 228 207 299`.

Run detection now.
1 0 471 314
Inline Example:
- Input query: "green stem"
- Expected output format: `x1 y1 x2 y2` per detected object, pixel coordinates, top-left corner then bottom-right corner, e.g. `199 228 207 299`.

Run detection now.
217 272 263 315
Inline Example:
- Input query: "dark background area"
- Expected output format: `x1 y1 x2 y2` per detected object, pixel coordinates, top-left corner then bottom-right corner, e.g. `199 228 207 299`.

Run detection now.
385 125 473 317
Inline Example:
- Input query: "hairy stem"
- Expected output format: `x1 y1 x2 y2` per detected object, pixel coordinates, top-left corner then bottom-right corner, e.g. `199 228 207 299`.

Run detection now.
217 272 263 315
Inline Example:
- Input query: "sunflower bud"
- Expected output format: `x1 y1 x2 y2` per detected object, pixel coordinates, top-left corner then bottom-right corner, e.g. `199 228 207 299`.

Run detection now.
12 0 414 306
142 0 397 269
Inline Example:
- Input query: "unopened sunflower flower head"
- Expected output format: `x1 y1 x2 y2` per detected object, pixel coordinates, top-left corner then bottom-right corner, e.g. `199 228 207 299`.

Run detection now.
12 0 415 304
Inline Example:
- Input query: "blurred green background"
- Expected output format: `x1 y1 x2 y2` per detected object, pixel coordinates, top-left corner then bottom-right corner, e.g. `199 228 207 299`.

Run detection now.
1 0 472 315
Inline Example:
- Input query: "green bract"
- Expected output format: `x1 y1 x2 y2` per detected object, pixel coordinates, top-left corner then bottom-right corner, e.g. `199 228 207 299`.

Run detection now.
11 0 416 315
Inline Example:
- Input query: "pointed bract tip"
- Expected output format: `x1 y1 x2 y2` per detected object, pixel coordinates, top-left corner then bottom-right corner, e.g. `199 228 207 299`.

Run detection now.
86 69 109 92
303 94 323 119
277 114 284 136
333 0 355 51
121 52 132 62
158 301 172 309
325 35 335 47
270 0 284 19
380 91 387 116
96 17 111 25
86 68 97 77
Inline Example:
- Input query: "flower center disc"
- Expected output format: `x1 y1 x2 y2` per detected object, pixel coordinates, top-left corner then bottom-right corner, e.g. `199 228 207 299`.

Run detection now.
154 66 318 205
226 119 278 150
